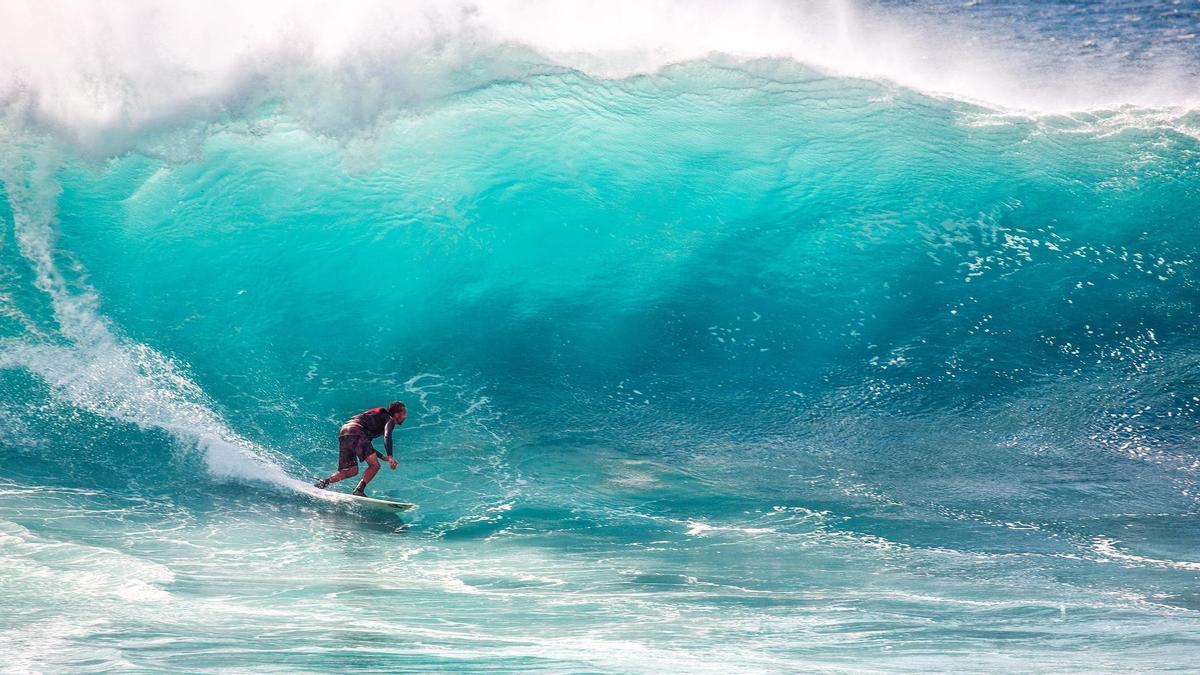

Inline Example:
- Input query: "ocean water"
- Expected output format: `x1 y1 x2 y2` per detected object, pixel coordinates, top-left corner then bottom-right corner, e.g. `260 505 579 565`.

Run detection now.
2 0 1200 671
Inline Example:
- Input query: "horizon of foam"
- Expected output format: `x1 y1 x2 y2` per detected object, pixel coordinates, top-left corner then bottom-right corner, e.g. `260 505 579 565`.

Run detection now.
1 0 1199 154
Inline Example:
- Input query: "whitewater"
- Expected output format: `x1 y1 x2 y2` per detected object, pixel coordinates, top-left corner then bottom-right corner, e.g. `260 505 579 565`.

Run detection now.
1 0 1199 671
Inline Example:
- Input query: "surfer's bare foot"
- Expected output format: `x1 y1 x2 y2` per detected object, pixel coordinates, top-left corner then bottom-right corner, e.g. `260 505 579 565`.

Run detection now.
314 478 330 489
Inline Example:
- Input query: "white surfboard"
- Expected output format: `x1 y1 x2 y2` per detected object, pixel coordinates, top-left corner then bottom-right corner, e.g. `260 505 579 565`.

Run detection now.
343 493 415 511
307 485 414 511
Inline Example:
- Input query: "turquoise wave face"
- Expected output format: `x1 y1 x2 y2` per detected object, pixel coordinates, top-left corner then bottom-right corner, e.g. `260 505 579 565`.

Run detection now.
2 59 1200 670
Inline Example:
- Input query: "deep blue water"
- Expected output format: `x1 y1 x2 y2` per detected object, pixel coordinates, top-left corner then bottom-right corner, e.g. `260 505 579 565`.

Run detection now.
2 1 1199 671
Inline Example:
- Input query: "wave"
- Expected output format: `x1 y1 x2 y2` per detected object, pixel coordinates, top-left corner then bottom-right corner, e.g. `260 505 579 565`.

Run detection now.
3 6 1200 671
2 0 1199 154
0 46 1196 519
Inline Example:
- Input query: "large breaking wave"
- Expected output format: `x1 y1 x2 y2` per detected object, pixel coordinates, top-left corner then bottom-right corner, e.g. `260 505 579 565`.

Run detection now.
2 0 1199 670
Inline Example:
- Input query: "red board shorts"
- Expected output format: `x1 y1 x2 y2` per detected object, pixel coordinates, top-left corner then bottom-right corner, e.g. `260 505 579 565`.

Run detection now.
338 423 377 471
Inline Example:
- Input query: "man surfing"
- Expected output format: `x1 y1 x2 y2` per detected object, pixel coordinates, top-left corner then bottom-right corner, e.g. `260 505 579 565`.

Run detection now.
314 401 406 496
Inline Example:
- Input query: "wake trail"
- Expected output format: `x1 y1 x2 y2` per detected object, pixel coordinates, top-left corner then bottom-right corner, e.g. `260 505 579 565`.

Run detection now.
0 138 298 489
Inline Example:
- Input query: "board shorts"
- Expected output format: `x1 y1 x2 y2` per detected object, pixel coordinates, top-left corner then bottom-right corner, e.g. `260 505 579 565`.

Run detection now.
338 423 378 471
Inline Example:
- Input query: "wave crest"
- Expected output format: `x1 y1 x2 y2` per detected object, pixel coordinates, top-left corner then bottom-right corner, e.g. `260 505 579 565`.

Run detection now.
2 0 1198 153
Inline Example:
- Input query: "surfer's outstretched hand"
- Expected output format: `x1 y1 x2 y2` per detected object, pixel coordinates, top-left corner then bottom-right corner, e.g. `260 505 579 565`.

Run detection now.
388 456 398 470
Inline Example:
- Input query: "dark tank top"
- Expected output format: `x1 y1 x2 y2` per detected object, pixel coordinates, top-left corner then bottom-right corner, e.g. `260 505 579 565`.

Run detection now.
348 407 391 438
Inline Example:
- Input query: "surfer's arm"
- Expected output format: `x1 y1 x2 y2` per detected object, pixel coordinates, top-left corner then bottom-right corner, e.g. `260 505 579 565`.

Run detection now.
381 417 396 454
383 419 398 469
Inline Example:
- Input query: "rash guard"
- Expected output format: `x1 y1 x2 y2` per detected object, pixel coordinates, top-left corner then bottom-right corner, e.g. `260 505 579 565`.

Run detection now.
344 407 397 457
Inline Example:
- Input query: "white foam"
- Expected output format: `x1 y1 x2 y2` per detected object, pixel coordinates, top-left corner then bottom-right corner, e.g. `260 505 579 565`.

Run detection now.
0 519 175 602
682 519 776 537
1 0 1197 150
1092 536 1200 571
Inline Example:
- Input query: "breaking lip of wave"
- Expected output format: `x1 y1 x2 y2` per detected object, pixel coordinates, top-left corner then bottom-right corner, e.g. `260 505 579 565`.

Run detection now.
1 0 1199 154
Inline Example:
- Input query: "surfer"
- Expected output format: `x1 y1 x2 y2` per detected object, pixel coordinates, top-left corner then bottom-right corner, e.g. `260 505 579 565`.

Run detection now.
314 401 406 496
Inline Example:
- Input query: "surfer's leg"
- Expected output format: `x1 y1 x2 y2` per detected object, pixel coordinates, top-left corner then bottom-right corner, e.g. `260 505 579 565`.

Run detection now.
324 465 358 484
318 434 363 487
354 453 381 496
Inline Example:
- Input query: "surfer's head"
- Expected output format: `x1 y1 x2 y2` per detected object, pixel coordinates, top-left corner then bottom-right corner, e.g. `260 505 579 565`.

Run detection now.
388 400 407 425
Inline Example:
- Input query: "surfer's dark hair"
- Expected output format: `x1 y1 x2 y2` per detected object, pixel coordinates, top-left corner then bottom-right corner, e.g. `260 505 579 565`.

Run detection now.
387 401 406 414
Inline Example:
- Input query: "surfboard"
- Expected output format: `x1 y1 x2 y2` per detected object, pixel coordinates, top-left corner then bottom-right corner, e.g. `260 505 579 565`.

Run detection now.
309 486 414 511
344 494 415 511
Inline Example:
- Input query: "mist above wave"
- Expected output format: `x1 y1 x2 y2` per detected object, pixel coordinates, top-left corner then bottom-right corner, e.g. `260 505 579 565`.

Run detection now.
2 0 1198 154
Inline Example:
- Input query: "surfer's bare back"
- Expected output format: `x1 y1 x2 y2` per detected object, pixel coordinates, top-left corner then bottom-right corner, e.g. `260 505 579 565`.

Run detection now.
314 401 406 496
